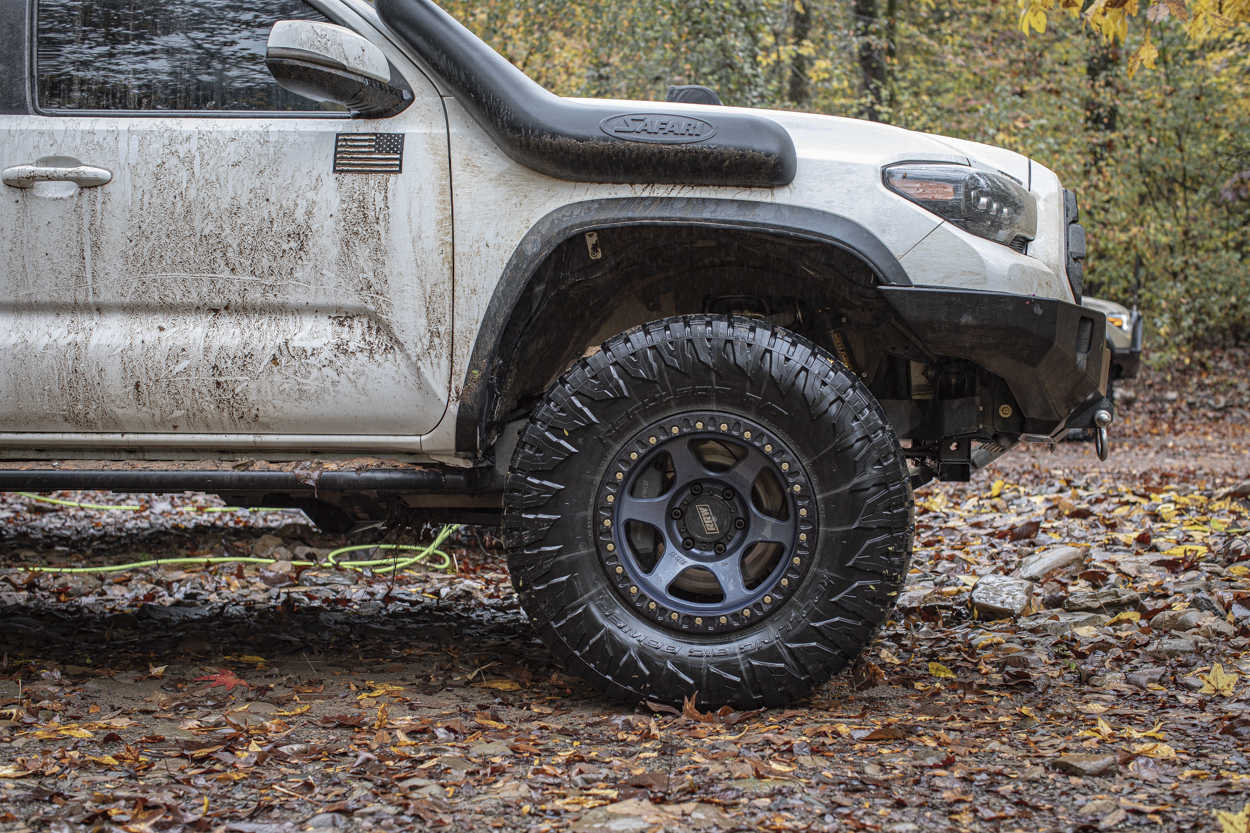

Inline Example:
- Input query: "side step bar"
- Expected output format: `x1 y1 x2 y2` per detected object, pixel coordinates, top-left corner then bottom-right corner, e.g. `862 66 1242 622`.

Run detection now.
0 468 469 494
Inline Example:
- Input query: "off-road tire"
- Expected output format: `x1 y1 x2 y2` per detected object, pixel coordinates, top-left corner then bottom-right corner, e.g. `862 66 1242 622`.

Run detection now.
503 316 913 708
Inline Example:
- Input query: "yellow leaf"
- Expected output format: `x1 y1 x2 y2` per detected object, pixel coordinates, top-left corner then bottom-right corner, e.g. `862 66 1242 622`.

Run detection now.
359 683 405 700
472 679 522 691
1019 705 1042 723
1199 663 1239 696
1072 626 1102 639
1229 565 1249 578
1132 742 1177 759
1107 610 1142 626
1214 803 1250 833
274 705 311 717
1123 721 1166 740
0 765 32 778
89 755 120 767
879 648 903 665
929 662 956 679
991 479 1005 498
1079 716 1117 741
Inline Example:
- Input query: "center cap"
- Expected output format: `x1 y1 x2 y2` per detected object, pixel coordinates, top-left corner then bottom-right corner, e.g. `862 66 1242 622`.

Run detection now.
688 496 732 543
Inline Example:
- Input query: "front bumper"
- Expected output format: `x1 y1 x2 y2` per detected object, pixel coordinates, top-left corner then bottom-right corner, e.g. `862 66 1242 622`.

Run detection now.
878 286 1109 437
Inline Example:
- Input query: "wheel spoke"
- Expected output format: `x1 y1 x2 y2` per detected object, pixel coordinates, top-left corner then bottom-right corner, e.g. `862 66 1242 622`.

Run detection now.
666 440 710 490
647 550 690 590
705 554 751 608
719 450 770 497
745 504 796 547
616 492 670 530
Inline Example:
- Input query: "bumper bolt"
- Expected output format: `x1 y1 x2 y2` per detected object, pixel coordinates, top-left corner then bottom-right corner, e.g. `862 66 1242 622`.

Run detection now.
714 543 726 554
734 518 745 529
723 488 734 499
691 484 702 495
682 538 694 550
671 508 682 519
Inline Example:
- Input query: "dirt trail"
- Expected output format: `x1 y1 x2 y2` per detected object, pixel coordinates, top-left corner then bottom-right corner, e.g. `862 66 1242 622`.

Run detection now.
1 366 1248 833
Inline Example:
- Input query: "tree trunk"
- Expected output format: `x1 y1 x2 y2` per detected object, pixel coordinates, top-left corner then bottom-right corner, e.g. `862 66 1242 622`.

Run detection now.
788 0 811 106
854 0 888 121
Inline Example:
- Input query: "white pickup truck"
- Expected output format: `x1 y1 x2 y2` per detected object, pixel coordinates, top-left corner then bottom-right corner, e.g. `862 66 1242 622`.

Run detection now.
0 0 1110 706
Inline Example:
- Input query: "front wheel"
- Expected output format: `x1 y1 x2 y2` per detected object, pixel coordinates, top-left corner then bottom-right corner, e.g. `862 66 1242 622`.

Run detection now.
503 316 913 708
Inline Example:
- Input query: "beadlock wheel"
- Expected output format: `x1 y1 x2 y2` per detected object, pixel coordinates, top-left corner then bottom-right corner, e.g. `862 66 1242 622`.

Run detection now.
598 412 814 635
503 315 914 708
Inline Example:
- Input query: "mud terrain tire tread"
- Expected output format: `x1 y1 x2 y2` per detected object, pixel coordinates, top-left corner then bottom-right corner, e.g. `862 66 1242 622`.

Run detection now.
503 315 913 708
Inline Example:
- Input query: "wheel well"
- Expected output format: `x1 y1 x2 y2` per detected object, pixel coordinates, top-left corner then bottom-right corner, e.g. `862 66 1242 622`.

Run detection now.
472 224 928 459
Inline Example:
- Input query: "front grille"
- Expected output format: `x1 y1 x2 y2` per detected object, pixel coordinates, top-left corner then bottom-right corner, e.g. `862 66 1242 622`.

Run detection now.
1008 236 1029 254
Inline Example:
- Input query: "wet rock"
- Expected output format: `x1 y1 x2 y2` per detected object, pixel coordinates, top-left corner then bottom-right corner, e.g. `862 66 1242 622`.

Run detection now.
304 813 346 830
1020 610 1109 636
572 799 728 833
1014 546 1084 581
1053 753 1117 777
971 575 1034 620
1191 592 1226 617
1079 798 1119 817
1126 667 1166 689
1231 602 1250 624
1181 675 1207 691
467 741 512 758
1147 636 1210 658
299 571 356 587
1195 619 1237 640
1150 609 1206 632
897 587 956 612
1064 587 1140 612
252 534 284 557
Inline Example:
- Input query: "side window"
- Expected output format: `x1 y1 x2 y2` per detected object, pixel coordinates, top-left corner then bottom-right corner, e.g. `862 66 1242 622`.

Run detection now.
36 0 347 112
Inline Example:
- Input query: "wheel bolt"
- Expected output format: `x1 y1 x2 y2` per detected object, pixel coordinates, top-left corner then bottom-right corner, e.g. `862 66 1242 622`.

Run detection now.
734 518 745 529
714 543 726 554
682 538 694 550
723 488 733 499
672 508 682 519
691 484 702 495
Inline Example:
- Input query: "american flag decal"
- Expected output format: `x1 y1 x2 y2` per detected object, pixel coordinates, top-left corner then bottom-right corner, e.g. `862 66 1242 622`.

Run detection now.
333 133 405 174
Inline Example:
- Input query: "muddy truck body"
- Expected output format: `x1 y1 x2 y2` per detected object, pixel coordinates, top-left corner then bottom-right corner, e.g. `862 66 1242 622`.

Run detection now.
0 0 1111 706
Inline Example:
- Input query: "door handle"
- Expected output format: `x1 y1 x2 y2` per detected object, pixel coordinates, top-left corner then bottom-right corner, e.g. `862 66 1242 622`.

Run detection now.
3 162 112 189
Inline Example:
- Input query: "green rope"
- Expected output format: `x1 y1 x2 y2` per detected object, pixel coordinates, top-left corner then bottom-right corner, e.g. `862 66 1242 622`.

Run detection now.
15 525 459 575
17 492 283 514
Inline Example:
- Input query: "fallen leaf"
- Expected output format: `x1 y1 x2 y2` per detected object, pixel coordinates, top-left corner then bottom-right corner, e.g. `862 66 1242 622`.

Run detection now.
1214 803 1250 833
194 669 250 691
472 679 521 691
929 662 956 679
1199 663 1239 697
0 765 32 778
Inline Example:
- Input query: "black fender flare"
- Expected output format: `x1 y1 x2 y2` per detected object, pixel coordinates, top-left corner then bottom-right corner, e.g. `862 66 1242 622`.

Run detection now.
455 196 913 456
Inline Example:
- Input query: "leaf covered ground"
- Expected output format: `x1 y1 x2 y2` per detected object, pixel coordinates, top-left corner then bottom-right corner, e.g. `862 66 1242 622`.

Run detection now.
1 359 1248 833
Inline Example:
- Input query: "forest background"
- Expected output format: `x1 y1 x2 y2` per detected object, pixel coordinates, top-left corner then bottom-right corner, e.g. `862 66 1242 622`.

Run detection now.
443 0 1249 356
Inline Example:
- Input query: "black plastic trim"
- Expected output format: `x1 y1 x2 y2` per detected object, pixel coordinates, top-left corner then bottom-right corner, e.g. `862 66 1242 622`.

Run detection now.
375 0 796 187
0 0 29 114
879 286 1108 435
456 196 912 455
0 469 468 494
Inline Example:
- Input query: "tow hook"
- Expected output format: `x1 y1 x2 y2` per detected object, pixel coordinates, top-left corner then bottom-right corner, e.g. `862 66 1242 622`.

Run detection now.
1093 409 1113 462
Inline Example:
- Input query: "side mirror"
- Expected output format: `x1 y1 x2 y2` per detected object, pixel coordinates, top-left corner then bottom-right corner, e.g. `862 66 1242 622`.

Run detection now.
266 20 413 119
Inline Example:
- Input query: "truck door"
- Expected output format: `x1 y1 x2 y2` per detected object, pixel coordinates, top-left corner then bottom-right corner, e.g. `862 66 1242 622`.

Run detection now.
0 0 452 440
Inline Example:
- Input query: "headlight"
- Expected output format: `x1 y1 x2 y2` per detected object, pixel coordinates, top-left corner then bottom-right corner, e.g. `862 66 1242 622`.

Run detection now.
883 163 1037 249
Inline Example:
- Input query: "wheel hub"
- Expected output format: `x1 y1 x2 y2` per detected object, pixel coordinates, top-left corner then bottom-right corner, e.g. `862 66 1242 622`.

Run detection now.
595 411 816 635
677 490 738 547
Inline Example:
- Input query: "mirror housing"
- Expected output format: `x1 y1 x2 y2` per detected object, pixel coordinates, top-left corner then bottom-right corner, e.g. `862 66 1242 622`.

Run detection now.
266 20 413 119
